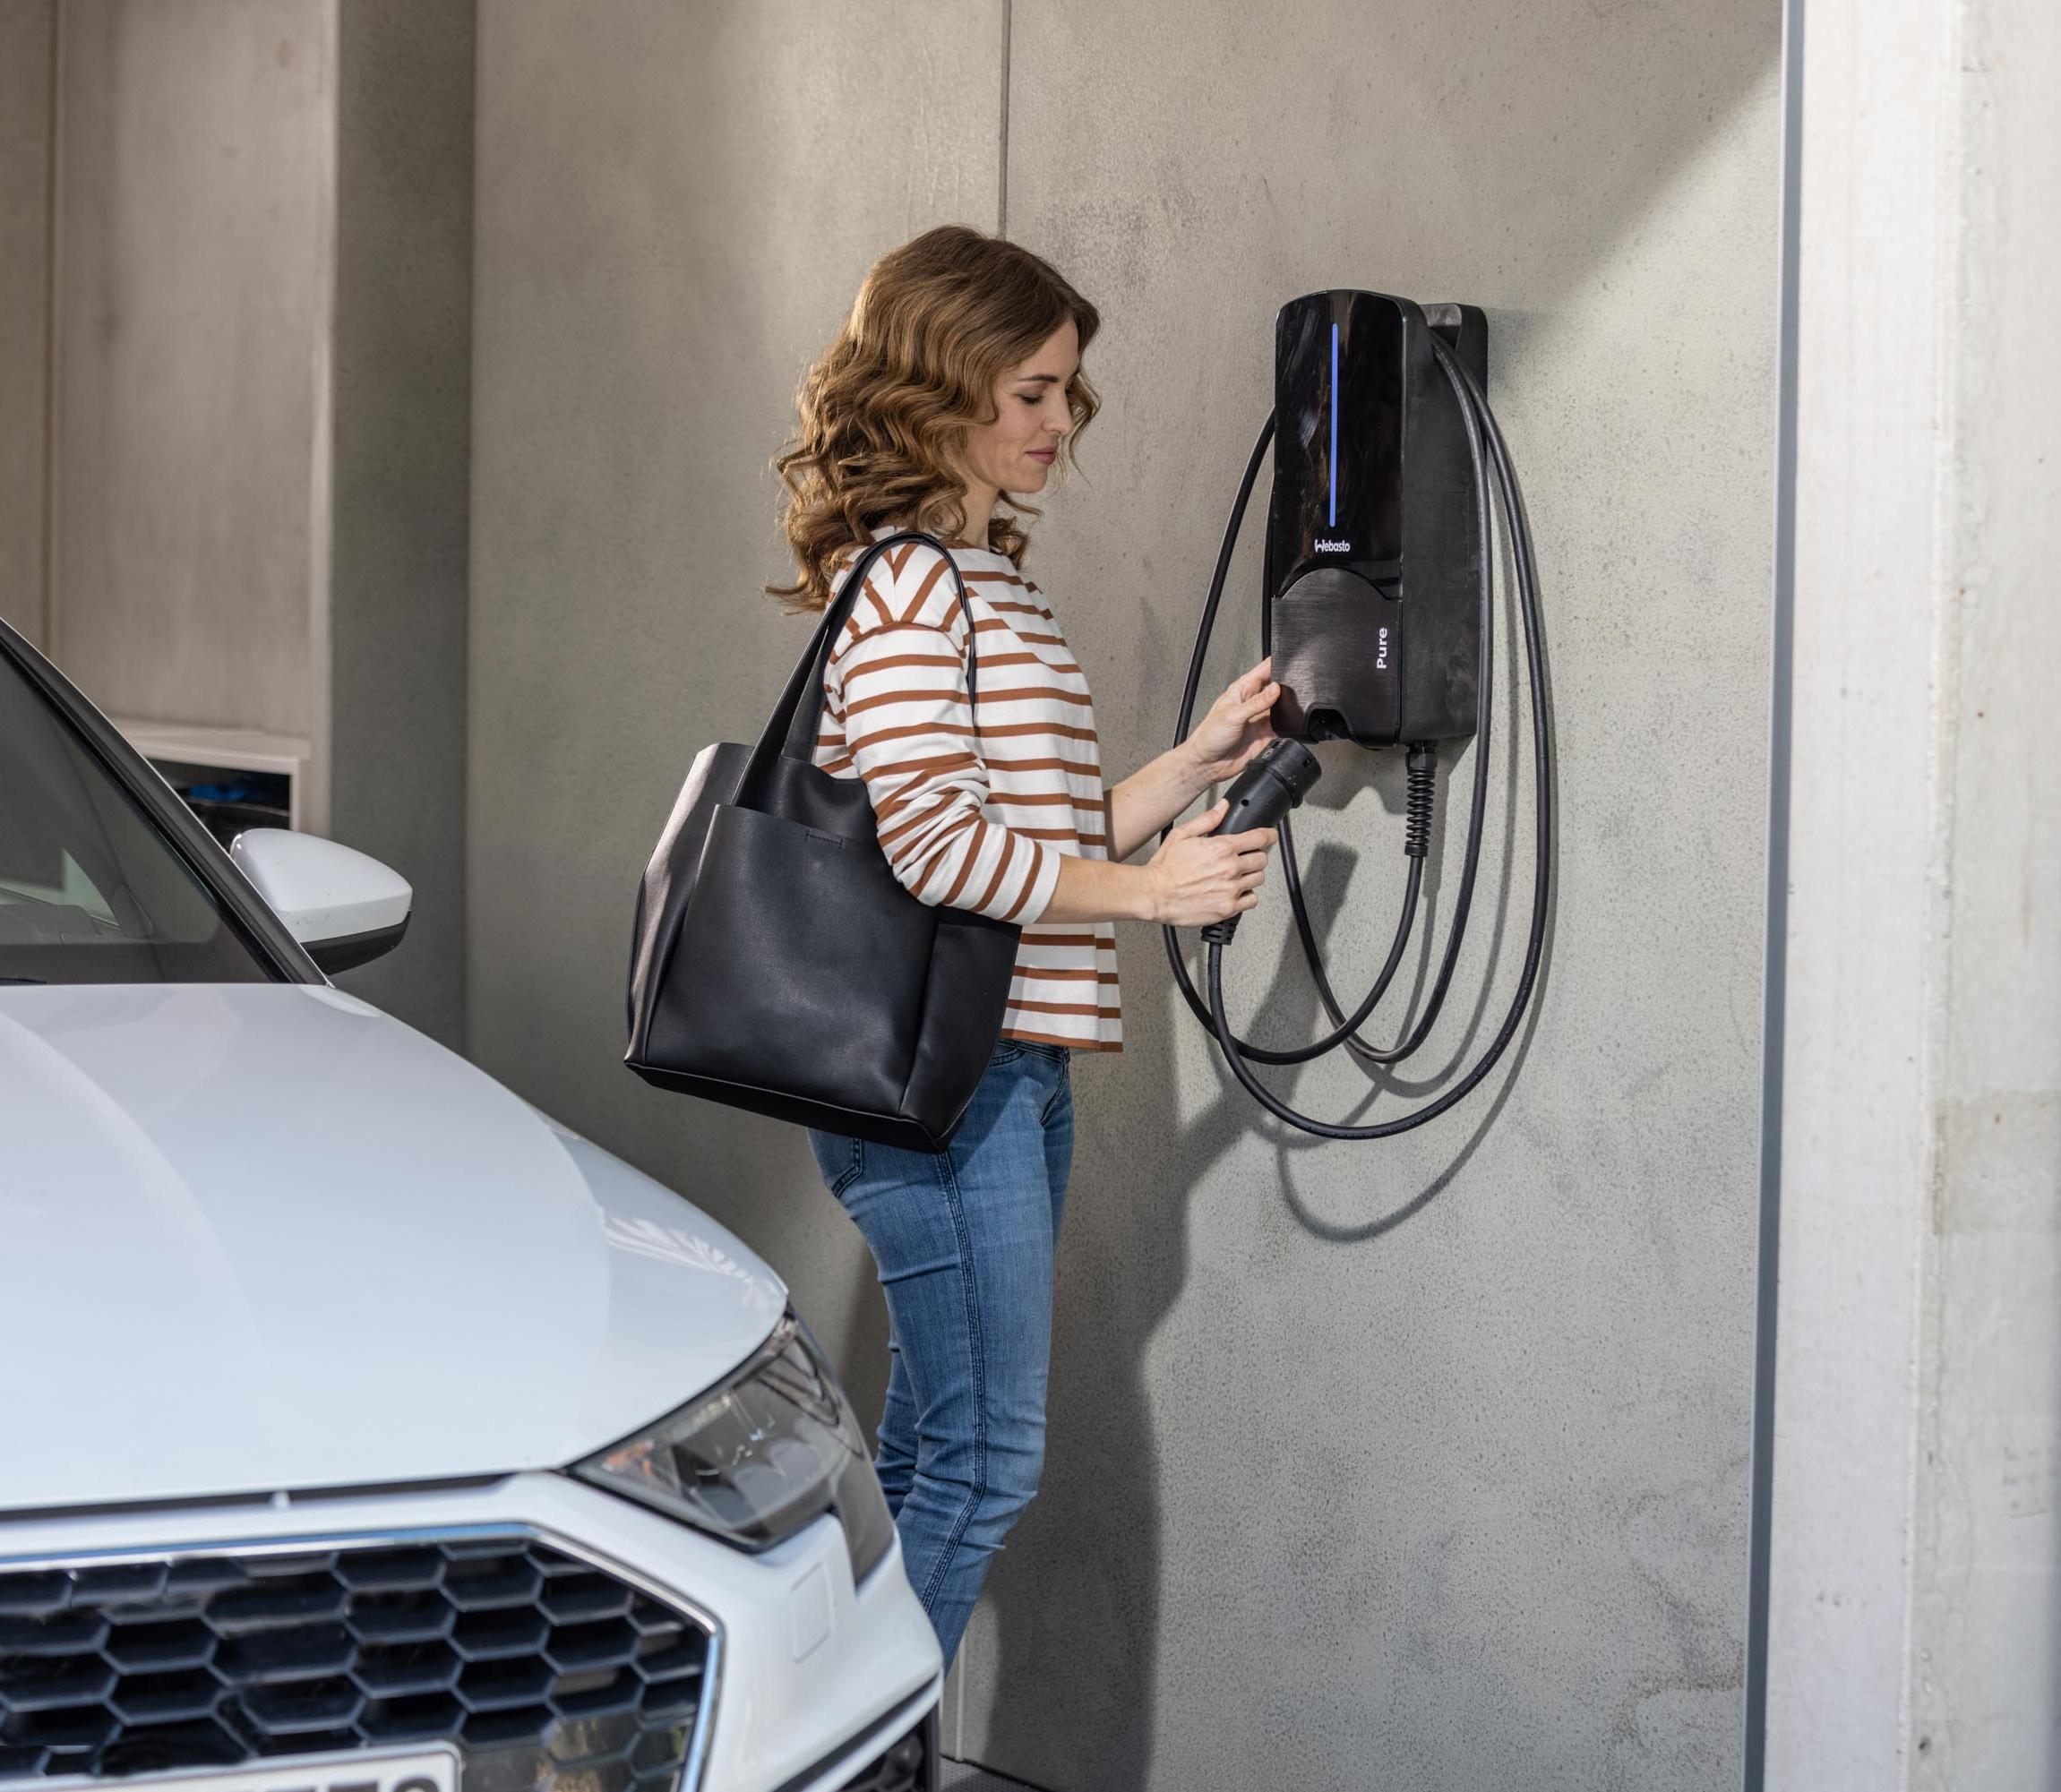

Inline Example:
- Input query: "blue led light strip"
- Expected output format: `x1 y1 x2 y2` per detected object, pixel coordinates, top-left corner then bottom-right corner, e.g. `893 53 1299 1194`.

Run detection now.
1328 322 1340 527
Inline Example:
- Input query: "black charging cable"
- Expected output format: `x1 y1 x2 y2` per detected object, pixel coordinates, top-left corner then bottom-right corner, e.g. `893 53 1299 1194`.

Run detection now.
1158 418 1434 1068
1162 333 1554 1137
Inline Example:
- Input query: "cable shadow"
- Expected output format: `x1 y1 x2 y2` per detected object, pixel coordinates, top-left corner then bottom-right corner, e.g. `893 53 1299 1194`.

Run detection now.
972 692 1555 1773
1277 931 1556 1243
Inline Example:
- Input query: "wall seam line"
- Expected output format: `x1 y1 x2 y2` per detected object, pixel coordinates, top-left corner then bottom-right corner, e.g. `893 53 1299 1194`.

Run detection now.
996 0 1010 235
41 1 64 659
1742 0 1806 1783
304 0 340 836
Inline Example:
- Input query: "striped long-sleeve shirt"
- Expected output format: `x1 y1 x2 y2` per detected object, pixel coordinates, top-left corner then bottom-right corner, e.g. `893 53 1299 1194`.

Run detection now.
813 533 1123 1051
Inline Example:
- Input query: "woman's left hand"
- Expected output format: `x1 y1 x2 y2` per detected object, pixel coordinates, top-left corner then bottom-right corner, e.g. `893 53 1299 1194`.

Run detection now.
1185 657 1282 787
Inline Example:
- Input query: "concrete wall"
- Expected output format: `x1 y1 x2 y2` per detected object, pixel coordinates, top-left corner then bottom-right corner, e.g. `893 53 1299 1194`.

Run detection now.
468 4 1781 1788
324 0 474 1045
0 0 54 650
962 8 1779 1788
468 0 1004 1403
53 0 333 733
1768 0 2061 1782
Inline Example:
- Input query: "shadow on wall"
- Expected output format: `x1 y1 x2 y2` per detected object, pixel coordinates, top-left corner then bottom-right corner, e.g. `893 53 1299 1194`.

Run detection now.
965 385 1557 1780
972 683 1546 1782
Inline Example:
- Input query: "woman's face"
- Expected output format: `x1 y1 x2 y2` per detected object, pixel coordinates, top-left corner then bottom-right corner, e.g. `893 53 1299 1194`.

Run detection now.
959 320 1081 503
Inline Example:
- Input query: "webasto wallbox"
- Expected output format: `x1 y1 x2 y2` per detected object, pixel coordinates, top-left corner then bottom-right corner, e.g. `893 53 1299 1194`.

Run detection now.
1265 290 1489 748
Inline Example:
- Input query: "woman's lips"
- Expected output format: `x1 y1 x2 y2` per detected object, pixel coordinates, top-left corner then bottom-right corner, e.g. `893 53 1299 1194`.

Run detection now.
1026 447 1057 464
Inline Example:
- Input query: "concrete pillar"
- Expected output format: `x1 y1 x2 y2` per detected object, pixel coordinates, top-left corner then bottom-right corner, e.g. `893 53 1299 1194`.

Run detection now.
52 0 334 736
0 1 55 651
35 0 472 1046
324 0 475 1045
1765 0 2061 1781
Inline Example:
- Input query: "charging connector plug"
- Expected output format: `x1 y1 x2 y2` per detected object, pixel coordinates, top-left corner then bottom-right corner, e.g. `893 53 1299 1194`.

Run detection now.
1199 739 1322 947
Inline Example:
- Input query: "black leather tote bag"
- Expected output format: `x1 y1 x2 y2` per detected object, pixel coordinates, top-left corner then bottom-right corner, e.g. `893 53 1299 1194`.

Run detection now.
625 532 1020 1152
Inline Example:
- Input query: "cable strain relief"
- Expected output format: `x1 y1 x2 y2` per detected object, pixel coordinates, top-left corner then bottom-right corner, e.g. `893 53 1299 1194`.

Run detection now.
1201 916 1241 947
1404 742 1437 858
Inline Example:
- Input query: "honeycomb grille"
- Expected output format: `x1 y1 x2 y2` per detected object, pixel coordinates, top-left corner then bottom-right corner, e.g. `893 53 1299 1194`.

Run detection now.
0 1538 709 1792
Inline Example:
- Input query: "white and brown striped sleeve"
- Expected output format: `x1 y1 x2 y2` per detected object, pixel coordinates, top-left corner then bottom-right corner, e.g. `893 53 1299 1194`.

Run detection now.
824 544 1062 926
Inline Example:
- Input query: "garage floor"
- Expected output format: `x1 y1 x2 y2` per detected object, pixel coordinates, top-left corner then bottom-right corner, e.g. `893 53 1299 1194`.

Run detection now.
940 1761 1042 1791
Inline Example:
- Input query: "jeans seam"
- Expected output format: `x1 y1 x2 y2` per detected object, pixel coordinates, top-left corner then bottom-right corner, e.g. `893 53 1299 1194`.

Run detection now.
915 1142 987 1616
827 1136 865 1198
1039 1074 1070 1128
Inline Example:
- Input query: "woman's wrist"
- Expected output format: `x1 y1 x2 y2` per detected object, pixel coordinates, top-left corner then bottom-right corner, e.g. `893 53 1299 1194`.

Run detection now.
1128 861 1166 924
1042 852 1165 925
1166 737 1219 804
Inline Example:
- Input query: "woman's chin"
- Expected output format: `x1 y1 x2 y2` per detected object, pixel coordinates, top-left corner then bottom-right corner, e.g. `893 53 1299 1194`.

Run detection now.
1012 465 1053 494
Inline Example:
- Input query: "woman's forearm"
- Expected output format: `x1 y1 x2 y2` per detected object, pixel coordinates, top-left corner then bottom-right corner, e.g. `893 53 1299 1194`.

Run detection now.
1106 742 1213 862
1037 792 1267 929
1037 852 1160 924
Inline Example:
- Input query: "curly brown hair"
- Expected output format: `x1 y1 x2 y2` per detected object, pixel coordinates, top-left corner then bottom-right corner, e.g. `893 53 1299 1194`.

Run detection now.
769 226 1101 611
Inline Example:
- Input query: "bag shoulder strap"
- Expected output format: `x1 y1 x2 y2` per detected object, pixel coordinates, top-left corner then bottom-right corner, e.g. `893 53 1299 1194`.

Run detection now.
743 530 980 796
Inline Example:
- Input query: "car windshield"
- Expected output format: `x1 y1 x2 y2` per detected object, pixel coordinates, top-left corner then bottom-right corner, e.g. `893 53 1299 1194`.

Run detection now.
0 647 275 985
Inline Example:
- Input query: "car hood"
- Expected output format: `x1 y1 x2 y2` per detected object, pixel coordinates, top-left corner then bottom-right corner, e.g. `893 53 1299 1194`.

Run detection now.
0 982 787 1513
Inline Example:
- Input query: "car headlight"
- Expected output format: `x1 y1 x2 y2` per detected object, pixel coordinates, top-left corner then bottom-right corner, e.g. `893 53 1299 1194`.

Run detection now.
571 1308 897 1584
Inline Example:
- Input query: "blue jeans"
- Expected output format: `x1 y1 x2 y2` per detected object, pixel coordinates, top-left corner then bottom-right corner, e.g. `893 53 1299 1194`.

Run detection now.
808 1040 1075 1668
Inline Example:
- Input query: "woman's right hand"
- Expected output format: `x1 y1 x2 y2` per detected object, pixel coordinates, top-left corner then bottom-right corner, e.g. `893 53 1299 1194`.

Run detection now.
1141 801 1276 927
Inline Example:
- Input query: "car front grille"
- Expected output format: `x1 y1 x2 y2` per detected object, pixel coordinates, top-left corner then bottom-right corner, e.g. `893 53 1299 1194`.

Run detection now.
0 1535 711 1792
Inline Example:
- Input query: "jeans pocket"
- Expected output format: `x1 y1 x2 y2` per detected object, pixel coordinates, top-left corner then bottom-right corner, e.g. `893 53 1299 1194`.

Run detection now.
808 1130 867 1199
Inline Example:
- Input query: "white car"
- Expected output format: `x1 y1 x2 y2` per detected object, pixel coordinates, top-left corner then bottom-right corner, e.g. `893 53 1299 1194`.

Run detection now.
0 616 942 1792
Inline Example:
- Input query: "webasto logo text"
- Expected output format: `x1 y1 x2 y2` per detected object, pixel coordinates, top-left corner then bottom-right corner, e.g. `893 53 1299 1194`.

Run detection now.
1314 536 1351 553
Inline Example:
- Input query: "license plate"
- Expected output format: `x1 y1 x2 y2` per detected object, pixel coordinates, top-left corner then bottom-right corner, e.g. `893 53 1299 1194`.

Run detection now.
48 1749 460 1792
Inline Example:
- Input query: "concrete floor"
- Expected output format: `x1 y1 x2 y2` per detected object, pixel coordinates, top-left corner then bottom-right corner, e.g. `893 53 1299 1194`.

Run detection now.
940 1761 1042 1791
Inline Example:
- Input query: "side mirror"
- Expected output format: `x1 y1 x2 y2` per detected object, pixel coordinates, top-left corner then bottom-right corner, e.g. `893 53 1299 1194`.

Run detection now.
231 828 412 973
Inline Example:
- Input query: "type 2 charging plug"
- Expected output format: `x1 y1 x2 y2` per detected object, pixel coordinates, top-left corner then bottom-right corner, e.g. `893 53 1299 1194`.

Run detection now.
1201 739 1322 947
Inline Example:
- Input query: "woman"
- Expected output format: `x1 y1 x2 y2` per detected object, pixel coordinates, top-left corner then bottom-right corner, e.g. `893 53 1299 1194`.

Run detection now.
772 225 1279 1667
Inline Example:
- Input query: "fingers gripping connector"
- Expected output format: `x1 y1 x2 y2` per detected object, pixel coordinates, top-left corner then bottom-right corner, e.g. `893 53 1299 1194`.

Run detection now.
1404 742 1437 859
1199 739 1323 951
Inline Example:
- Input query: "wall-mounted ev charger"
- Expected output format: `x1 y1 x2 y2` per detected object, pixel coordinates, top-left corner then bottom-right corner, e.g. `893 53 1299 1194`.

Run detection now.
1167 290 1554 1140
